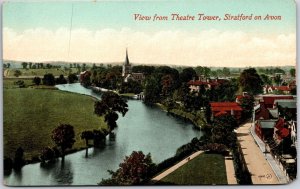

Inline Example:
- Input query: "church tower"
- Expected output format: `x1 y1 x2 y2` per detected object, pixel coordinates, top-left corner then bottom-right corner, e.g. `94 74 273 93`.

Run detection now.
122 48 132 77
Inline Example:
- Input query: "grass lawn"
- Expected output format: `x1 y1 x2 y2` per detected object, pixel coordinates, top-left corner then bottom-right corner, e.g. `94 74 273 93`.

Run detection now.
4 68 78 77
3 88 107 160
3 78 35 89
161 153 227 185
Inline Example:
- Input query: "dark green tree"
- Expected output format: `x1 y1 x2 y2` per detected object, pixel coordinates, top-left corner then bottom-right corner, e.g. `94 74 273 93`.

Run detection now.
33 77 41 85
14 70 22 77
144 76 161 104
51 124 75 163
179 67 197 83
55 74 67 84
43 73 55 86
239 68 263 95
290 68 296 77
21 62 28 69
94 92 128 133
81 131 95 157
211 115 238 148
240 95 255 121
274 75 282 86
260 74 272 85
68 73 78 83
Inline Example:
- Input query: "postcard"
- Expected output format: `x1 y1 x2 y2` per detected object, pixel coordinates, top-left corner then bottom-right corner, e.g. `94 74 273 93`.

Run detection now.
2 0 297 186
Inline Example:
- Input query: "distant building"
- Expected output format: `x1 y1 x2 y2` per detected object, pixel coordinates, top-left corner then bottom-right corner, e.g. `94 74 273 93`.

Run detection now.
122 49 145 83
210 102 243 121
187 77 228 93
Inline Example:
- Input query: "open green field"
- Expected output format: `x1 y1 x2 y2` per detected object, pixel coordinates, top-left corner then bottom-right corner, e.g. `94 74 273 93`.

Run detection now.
3 78 34 89
3 88 107 160
4 68 78 77
161 153 227 185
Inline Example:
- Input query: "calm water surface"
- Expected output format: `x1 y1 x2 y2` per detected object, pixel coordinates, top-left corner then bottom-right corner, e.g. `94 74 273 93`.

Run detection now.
4 83 203 186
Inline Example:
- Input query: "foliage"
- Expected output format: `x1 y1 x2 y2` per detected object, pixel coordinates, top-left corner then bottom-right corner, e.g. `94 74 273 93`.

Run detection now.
132 65 155 76
13 147 25 169
43 73 56 86
161 74 176 97
80 71 92 87
211 115 238 148
14 70 22 77
68 73 78 83
100 151 156 185
14 80 25 88
179 67 197 83
55 74 67 84
290 68 296 77
144 76 161 104
51 124 75 161
40 147 57 163
195 66 211 77
239 95 255 120
274 75 282 86
4 157 13 171
94 91 128 132
33 77 41 85
119 80 143 94
239 68 263 95
260 74 272 85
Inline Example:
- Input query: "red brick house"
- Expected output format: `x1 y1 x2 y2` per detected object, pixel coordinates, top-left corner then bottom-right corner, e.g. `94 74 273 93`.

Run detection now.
210 102 243 121
262 95 294 108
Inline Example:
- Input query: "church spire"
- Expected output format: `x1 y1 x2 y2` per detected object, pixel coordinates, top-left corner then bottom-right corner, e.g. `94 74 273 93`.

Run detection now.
125 48 130 65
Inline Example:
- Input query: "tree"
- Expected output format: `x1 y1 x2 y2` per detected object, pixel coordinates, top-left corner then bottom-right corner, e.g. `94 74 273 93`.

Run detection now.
40 147 56 163
290 68 296 77
29 62 32 69
100 151 156 185
21 62 28 69
222 67 230 77
55 74 67 84
43 73 55 86
51 124 75 163
274 75 282 86
239 68 263 95
144 76 161 104
240 95 255 121
94 92 128 133
33 77 41 85
161 74 175 97
68 73 78 83
179 67 197 83
260 74 272 85
81 131 95 157
13 147 25 170
14 70 22 77
211 115 238 148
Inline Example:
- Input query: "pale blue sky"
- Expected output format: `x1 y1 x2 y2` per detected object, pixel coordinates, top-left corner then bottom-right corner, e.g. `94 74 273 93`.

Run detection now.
3 0 296 34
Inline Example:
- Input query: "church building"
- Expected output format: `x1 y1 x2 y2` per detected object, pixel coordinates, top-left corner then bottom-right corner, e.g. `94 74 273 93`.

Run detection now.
122 49 145 83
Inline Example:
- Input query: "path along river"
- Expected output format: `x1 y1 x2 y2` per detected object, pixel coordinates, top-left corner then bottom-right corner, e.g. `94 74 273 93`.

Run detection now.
4 83 203 186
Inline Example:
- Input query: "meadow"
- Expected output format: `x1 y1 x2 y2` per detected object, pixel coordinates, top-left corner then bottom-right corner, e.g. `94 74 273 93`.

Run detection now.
3 87 107 160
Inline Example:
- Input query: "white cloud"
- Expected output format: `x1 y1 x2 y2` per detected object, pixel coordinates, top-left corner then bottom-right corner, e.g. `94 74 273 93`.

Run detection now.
3 27 296 67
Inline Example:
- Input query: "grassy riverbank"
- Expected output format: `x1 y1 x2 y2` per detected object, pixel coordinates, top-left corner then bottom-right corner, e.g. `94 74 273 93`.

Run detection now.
3 88 107 160
160 153 227 185
156 103 207 129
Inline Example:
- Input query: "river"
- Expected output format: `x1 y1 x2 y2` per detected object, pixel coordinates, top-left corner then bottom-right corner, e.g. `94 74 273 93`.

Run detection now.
4 83 203 186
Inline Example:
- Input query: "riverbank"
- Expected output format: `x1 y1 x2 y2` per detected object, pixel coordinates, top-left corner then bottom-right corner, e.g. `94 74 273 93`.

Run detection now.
156 103 207 129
